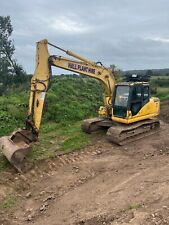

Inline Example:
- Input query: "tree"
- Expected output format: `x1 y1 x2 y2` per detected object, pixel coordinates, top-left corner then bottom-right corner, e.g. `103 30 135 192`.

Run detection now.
146 70 153 77
110 64 123 81
0 16 14 80
0 16 26 86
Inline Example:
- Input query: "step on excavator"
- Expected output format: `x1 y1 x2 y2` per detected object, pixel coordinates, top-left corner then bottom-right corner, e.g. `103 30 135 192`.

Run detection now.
0 39 160 172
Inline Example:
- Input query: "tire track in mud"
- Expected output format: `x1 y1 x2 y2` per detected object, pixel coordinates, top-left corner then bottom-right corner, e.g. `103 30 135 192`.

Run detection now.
0 139 108 205
14 140 120 224
0 139 111 224
23 147 104 180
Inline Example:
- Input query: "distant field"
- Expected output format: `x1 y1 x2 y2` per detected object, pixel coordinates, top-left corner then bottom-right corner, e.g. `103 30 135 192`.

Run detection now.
150 75 169 100
151 75 169 79
156 87 169 92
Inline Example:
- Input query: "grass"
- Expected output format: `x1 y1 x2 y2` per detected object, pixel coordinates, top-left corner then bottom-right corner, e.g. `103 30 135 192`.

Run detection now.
156 91 169 100
156 87 169 92
150 76 169 100
0 76 103 136
0 91 28 136
151 75 169 80
0 153 10 171
61 132 89 152
128 203 142 210
27 121 91 161
0 195 17 209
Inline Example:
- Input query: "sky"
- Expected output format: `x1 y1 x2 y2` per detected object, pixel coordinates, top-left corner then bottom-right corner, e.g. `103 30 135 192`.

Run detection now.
1 0 169 73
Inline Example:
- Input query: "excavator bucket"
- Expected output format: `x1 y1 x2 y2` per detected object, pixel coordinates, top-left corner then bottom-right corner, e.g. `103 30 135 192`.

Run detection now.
0 129 36 172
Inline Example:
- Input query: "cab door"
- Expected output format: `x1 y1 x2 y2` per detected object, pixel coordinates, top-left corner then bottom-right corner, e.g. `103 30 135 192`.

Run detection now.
112 85 130 118
129 85 149 116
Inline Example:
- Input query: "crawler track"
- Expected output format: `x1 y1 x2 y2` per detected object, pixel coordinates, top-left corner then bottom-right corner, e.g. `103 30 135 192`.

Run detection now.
81 117 106 133
107 118 160 145
82 117 160 145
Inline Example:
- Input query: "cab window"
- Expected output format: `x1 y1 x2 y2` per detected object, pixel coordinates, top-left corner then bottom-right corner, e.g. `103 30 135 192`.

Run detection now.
131 86 142 102
113 85 129 118
114 86 129 107
130 86 142 116
143 86 149 104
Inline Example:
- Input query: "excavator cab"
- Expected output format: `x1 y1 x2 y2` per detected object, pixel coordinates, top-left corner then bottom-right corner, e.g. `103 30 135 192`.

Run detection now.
107 77 160 145
112 82 150 120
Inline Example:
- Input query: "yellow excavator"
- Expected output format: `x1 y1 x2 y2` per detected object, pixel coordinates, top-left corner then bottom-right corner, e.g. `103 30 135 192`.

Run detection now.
0 39 160 172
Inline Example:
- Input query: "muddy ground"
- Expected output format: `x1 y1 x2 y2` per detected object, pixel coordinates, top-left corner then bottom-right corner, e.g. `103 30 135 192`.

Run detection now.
1 100 169 225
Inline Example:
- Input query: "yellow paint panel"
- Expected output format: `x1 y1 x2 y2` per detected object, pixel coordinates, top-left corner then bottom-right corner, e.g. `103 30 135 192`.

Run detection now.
112 97 160 124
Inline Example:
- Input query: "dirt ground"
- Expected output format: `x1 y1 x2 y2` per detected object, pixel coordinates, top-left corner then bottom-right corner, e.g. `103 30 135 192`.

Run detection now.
1 100 169 225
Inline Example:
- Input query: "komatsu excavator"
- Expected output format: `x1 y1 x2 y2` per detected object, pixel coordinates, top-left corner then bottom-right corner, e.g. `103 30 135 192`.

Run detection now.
0 39 160 171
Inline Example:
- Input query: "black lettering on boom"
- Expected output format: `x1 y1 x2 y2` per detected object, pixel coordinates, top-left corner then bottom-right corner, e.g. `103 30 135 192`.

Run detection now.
68 63 95 74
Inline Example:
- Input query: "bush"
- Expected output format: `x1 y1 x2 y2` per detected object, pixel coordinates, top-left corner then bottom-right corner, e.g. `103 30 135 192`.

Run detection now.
44 77 103 122
0 76 103 136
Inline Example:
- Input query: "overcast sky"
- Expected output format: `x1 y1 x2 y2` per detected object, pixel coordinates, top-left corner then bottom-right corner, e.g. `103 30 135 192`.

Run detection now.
1 0 169 73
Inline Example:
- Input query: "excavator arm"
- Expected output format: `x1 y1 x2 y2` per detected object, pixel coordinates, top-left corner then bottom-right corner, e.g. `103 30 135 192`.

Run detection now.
27 39 115 134
0 39 115 171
